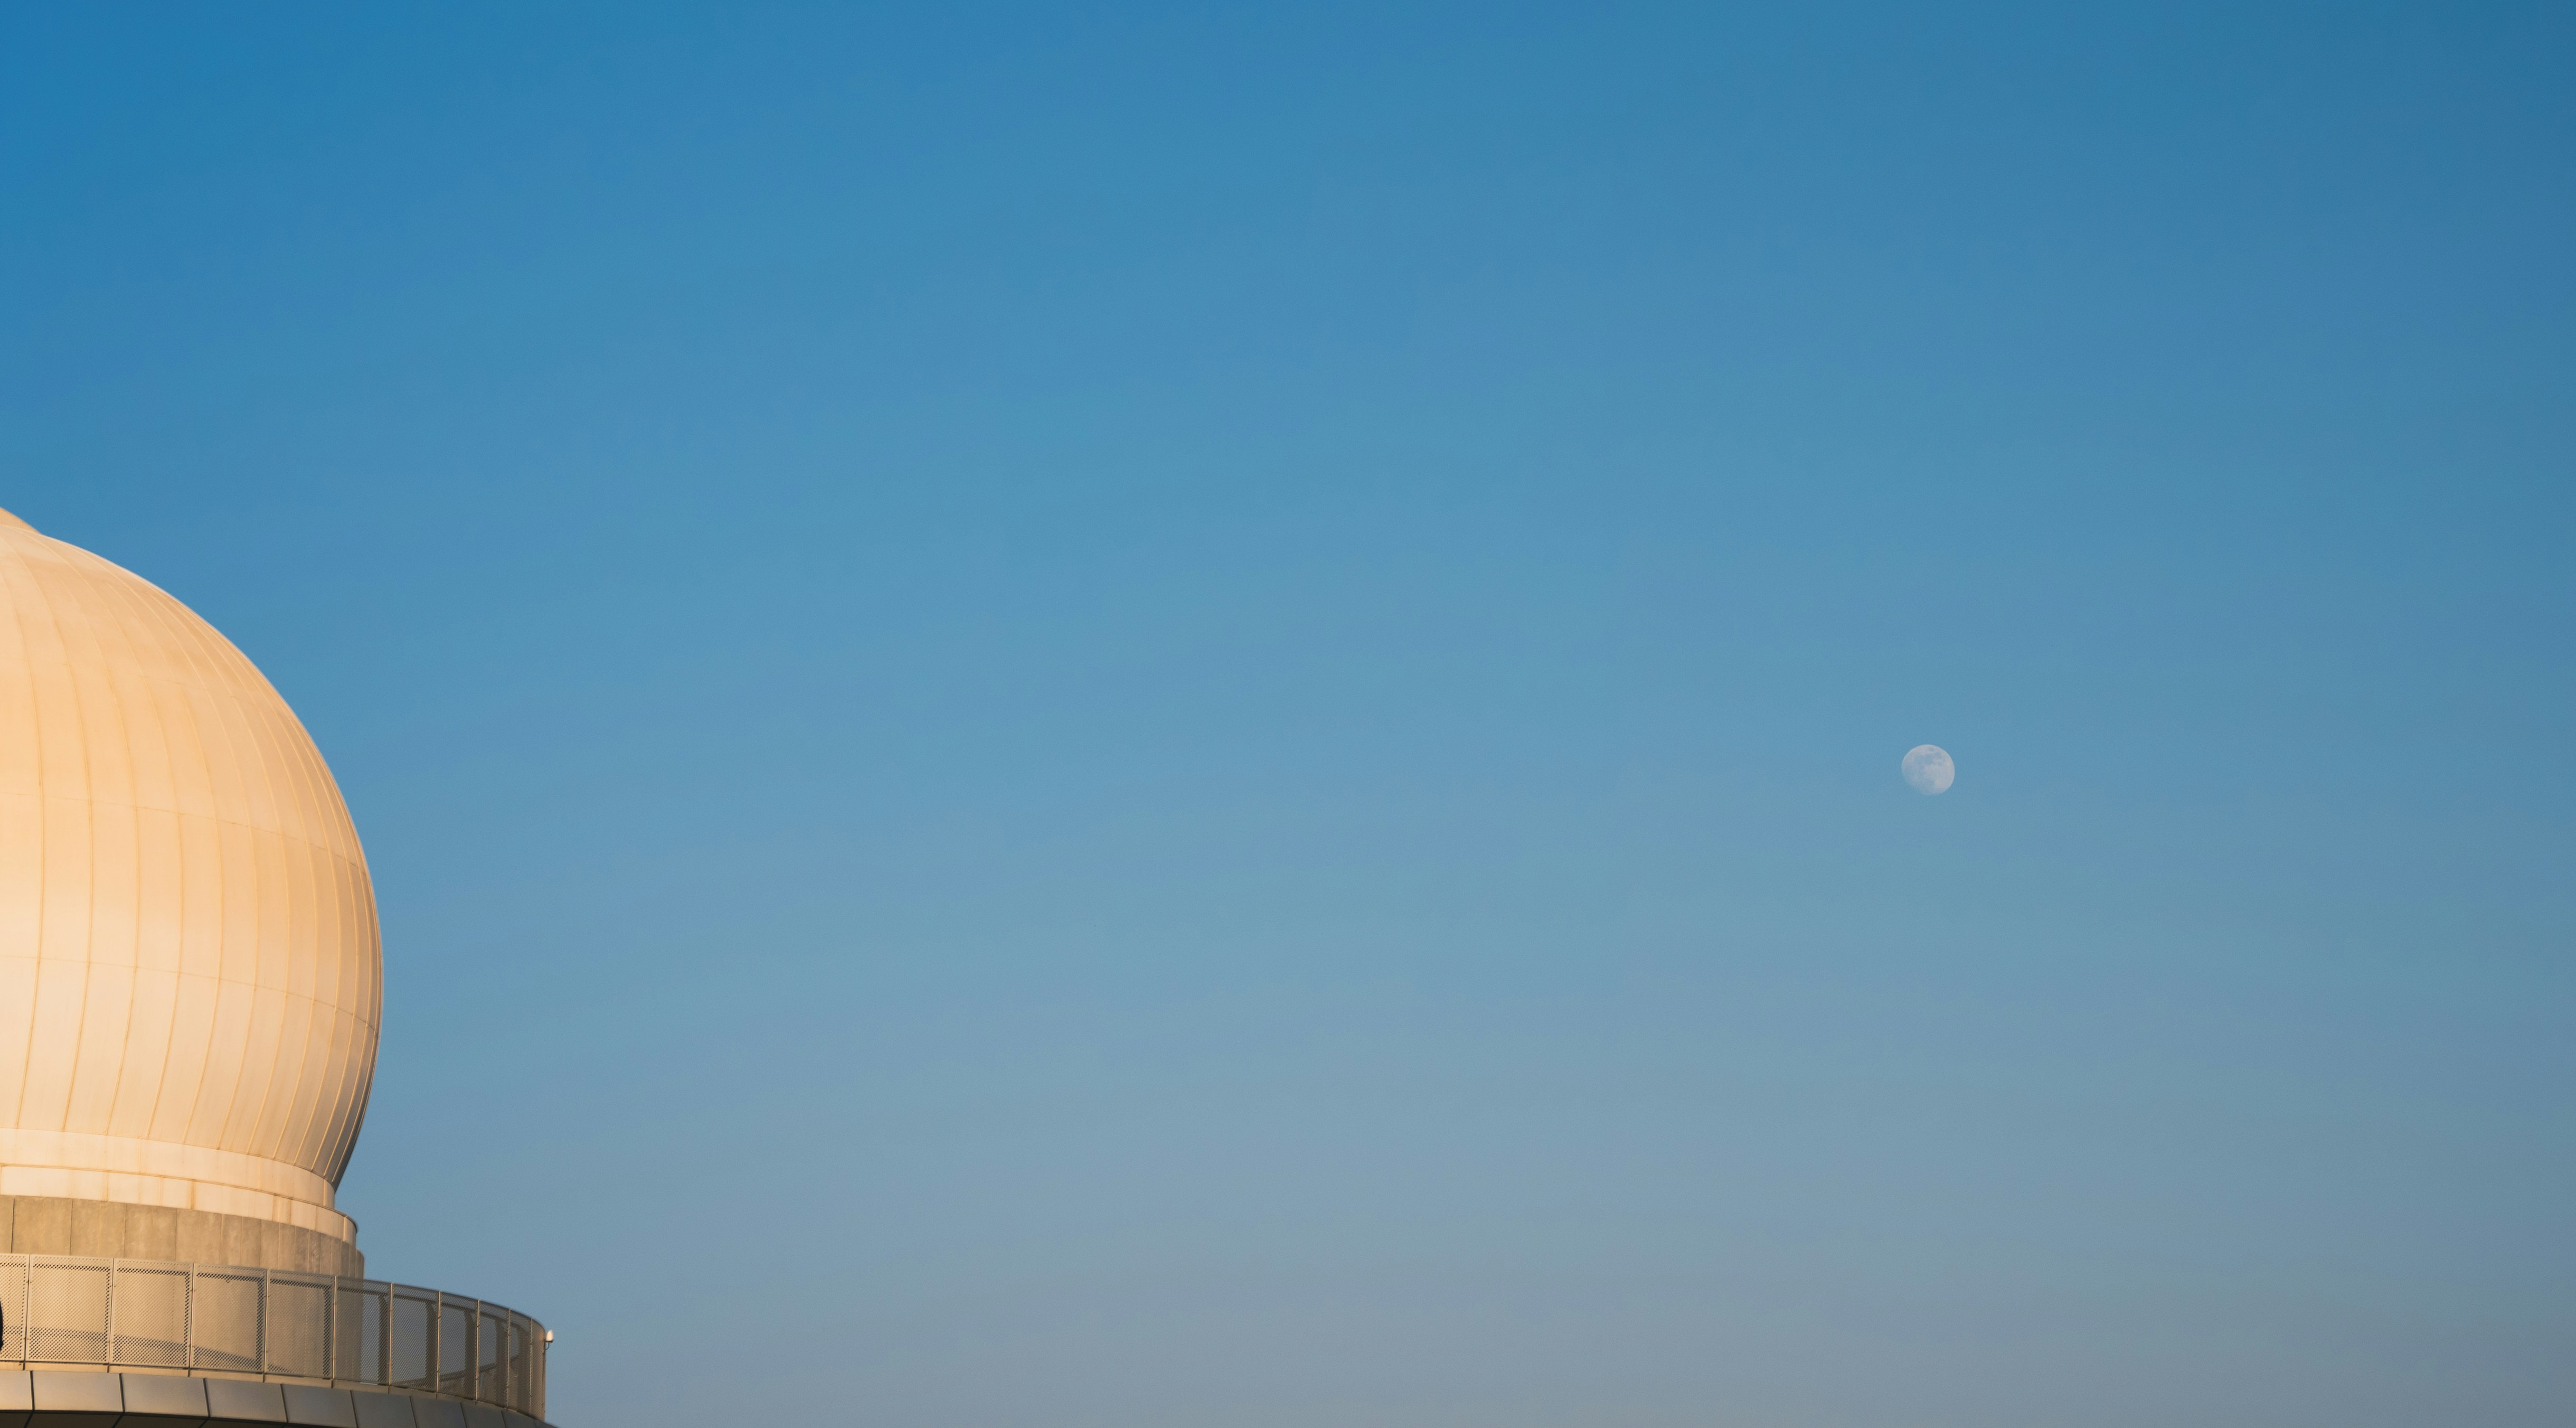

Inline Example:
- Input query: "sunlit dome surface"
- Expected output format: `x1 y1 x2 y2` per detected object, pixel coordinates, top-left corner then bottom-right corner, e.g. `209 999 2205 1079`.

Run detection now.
0 506 378 1244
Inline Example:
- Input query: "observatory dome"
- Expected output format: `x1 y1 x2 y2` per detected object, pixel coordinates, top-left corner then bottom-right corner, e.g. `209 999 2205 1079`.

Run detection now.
0 507 377 1254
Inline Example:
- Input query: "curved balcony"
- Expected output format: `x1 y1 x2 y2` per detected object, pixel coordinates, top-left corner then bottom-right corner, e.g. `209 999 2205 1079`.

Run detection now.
0 1254 550 1424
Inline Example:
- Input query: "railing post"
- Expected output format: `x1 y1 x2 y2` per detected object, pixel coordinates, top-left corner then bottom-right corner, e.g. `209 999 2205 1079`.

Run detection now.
378 1287 391 1387
183 1263 196 1370
257 1267 271 1375
427 1292 441 1395
103 1261 117 1366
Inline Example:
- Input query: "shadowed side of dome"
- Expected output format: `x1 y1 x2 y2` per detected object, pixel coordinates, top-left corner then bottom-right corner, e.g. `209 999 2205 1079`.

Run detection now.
0 516 381 1267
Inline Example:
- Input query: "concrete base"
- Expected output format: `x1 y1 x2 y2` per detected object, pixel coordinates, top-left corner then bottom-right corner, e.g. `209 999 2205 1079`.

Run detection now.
0 1200 360 1279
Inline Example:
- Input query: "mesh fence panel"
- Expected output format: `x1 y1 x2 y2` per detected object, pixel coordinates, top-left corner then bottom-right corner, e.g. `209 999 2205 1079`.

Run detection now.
390 1290 435 1391
0 1258 25 1361
477 1309 503 1401
267 1274 330 1379
438 1301 472 1396
506 1318 529 1411
193 1270 264 1373
338 1280 381 1383
27 1259 108 1363
109 1264 190 1367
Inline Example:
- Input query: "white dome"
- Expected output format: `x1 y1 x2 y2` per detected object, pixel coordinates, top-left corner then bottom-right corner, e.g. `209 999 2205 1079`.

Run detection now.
0 508 378 1245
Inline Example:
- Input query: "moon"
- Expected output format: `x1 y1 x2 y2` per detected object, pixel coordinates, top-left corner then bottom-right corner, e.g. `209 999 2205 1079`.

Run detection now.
1902 744 1955 795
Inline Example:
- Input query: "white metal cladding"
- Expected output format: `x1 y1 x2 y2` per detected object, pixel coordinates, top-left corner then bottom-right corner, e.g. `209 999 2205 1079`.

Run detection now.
0 1255 544 1418
0 512 381 1243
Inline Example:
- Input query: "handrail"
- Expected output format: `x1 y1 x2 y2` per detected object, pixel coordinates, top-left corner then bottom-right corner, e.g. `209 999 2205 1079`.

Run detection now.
0 1254 546 1420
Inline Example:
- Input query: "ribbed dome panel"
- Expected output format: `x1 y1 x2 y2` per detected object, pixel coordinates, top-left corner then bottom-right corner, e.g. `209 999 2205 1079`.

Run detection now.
0 515 378 1233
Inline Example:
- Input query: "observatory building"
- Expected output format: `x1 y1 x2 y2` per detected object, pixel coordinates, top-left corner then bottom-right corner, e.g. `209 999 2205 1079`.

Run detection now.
0 508 551 1427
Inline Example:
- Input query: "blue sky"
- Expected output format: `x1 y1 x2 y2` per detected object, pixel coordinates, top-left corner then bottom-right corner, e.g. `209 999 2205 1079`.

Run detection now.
4 4 2572 1424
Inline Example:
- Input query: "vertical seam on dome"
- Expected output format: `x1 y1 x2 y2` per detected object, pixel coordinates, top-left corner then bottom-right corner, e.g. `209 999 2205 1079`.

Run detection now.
54 548 143 1143
1 550 44 1129
328 987 375 1186
109 576 153 1140
241 718 290 1161
109 576 196 1152
37 540 99 1139
265 696 342 1160
92 569 190 1146
125 577 234 1154
220 637 315 1165
319 859 370 1188
244 708 318 1163
323 863 378 1186
311 845 351 1170
176 607 245 1151
287 848 342 1170
305 1001 352 1176
223 708 285 1157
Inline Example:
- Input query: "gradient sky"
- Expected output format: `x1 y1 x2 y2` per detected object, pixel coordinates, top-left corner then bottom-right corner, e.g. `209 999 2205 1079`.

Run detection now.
4 5 2573 1425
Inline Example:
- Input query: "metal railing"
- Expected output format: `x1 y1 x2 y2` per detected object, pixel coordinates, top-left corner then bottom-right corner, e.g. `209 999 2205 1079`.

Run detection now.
0 1255 546 1420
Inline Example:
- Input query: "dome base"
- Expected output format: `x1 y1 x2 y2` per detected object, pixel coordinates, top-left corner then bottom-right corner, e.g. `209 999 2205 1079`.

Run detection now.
0 1196 360 1277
